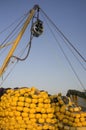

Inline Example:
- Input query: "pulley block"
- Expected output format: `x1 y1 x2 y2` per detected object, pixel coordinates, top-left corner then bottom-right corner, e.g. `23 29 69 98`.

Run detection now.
31 19 43 37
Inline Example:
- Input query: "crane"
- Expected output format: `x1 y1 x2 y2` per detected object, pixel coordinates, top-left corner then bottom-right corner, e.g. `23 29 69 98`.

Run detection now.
0 4 85 92
0 5 43 77
0 4 86 108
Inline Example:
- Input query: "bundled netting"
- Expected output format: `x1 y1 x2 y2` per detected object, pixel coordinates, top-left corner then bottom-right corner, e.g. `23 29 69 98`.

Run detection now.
0 87 86 130
50 94 86 130
0 87 58 130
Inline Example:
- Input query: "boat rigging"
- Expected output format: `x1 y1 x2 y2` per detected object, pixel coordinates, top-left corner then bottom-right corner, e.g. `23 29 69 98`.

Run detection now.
0 5 86 91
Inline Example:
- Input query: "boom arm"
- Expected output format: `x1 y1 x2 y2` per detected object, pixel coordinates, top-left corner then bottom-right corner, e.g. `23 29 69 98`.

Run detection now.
0 5 40 77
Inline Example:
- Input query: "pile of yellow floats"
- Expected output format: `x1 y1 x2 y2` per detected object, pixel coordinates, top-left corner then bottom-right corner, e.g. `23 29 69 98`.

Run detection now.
0 87 86 130
0 87 58 130
50 94 86 130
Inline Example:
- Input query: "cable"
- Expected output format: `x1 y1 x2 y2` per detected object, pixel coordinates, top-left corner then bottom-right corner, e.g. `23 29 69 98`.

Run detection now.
41 13 86 71
60 36 86 71
0 41 14 49
40 8 86 62
0 11 29 47
0 11 29 35
41 10 85 91
0 12 30 61
0 34 33 86
0 59 18 86
11 34 33 61
11 12 40 61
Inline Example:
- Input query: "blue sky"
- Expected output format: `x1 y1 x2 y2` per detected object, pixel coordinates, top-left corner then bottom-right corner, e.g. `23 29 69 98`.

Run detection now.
0 0 86 95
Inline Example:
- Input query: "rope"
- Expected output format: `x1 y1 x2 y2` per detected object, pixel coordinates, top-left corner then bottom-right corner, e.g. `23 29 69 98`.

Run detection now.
0 11 29 47
0 41 14 49
61 37 86 71
0 8 39 84
40 8 86 62
0 11 29 35
11 34 33 61
0 34 33 86
0 59 18 86
41 13 86 71
41 10 85 91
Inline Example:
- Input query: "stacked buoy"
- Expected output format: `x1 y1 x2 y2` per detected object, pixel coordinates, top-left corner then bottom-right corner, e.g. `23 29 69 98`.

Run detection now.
0 87 58 130
0 87 86 130
50 94 86 129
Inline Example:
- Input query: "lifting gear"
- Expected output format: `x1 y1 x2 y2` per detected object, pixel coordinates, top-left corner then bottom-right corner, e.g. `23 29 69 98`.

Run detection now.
31 19 43 37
